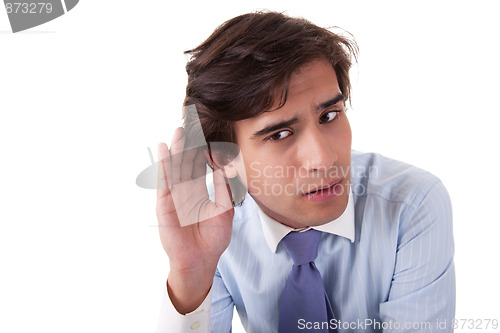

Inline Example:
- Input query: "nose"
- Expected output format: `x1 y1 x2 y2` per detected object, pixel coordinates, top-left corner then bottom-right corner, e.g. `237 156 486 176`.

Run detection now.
297 129 337 174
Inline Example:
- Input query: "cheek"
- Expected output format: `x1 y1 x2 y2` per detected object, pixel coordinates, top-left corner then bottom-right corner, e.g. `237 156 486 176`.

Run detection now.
243 158 296 196
329 115 352 155
341 114 352 144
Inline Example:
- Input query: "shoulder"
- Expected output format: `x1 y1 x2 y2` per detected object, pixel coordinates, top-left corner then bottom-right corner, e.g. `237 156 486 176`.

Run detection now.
350 150 447 209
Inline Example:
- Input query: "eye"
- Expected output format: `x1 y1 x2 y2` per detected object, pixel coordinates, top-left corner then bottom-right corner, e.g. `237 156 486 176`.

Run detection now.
267 130 292 141
319 110 340 124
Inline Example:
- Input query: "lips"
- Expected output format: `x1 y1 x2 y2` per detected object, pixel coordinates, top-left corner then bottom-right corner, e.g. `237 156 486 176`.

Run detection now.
304 178 342 195
302 178 344 203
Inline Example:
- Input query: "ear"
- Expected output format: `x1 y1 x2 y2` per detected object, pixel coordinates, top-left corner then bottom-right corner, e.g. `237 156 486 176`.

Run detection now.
220 159 239 179
203 143 241 179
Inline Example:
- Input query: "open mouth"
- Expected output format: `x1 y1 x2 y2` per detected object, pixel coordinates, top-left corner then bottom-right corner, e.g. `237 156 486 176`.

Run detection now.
305 179 342 195
303 179 343 202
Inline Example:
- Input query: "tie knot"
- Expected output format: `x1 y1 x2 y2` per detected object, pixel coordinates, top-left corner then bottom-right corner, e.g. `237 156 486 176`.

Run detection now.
282 229 321 265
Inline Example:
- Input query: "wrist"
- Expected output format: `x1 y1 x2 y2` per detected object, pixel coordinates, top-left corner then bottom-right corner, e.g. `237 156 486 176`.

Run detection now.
167 266 216 314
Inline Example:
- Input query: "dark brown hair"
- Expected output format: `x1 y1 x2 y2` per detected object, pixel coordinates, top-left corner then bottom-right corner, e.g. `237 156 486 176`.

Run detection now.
182 11 358 204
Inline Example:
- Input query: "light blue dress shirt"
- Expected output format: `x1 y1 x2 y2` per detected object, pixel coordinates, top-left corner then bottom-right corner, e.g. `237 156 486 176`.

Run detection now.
209 151 455 332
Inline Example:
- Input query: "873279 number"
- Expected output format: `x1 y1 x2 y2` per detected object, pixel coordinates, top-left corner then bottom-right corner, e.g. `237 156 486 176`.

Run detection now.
5 2 53 14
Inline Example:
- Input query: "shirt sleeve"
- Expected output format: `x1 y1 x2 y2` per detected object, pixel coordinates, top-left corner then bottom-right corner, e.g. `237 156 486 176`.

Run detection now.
155 285 213 333
379 180 456 332
155 269 235 333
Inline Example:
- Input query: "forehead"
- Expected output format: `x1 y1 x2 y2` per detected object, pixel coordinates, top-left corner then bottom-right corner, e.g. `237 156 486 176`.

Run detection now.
264 58 342 119
233 59 341 139
286 58 340 98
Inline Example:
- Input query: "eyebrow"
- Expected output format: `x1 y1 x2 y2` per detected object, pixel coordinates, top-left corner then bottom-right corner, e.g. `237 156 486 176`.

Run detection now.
251 93 345 139
318 94 345 111
251 117 299 138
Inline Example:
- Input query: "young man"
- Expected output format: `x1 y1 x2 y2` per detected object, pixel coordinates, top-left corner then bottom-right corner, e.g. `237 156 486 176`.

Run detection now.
155 12 455 333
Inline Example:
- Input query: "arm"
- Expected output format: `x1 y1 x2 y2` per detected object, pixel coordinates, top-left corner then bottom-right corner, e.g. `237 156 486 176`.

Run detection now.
380 181 455 332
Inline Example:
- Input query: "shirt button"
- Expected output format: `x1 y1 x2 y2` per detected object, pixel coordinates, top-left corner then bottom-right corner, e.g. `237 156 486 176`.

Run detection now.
190 321 201 330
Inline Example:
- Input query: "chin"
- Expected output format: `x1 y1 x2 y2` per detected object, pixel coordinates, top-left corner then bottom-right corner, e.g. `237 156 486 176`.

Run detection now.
298 196 349 225
300 210 341 226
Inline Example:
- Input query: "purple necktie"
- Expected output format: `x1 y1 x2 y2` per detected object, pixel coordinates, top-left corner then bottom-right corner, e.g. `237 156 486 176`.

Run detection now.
278 229 337 333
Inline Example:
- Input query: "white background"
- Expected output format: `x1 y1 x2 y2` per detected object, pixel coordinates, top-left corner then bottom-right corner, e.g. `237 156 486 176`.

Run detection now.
1 1 499 332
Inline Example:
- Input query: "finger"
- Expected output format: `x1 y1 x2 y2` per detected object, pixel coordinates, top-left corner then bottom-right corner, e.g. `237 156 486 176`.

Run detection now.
156 142 181 230
192 148 209 180
169 127 185 186
213 166 233 212
189 149 210 199
156 142 172 199
179 147 198 182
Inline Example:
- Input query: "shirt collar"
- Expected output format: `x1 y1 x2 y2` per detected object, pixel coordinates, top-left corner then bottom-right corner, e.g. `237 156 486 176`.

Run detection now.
257 187 355 253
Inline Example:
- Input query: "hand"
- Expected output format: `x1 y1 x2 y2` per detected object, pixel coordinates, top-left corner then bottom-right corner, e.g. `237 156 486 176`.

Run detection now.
156 128 234 313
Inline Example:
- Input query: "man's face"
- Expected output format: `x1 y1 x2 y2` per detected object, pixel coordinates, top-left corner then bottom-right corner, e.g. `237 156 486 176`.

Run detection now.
233 58 352 228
